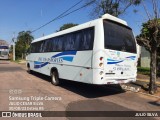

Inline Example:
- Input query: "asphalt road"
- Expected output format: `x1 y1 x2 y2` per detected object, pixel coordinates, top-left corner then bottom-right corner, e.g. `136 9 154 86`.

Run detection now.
0 60 159 120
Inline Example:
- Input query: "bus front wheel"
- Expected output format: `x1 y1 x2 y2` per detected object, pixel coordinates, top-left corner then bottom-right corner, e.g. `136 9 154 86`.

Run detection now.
51 71 60 86
27 64 32 74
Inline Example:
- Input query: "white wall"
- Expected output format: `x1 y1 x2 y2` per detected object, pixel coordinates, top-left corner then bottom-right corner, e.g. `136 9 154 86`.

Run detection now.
140 46 150 68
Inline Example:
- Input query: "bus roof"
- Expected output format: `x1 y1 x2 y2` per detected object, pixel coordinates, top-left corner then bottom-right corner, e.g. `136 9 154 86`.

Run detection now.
32 14 128 43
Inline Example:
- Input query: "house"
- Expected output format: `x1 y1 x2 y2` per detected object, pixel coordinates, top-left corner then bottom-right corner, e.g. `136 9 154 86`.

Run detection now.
0 40 8 45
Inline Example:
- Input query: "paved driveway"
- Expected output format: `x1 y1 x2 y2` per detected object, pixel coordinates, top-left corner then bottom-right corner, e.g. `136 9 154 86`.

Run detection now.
0 61 159 120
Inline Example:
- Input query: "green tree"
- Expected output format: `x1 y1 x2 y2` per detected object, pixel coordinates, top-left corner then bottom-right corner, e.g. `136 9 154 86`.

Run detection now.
87 0 141 17
136 0 160 94
57 23 78 32
15 31 34 59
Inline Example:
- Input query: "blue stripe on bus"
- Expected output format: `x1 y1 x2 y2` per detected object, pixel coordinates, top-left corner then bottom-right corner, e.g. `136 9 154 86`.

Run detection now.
41 62 49 67
51 51 77 58
107 56 136 64
107 61 123 64
126 56 136 60
34 62 48 68
34 51 77 69
34 61 43 64
107 59 118 61
60 56 74 62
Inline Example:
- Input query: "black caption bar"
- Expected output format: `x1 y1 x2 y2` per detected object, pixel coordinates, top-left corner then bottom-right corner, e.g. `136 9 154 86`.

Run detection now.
0 111 160 117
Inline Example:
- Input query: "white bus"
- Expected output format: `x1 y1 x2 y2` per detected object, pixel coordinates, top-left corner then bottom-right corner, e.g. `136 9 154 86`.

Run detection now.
26 14 138 86
0 45 9 60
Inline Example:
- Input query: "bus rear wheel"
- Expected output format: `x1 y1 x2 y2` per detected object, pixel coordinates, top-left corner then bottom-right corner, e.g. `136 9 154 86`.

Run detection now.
51 71 60 86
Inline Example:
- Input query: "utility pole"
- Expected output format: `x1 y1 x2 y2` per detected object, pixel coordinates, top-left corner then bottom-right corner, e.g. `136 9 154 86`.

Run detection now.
12 32 15 61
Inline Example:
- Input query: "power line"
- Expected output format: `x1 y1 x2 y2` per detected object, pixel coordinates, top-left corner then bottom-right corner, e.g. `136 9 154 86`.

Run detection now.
31 0 83 33
54 1 94 22
31 0 94 33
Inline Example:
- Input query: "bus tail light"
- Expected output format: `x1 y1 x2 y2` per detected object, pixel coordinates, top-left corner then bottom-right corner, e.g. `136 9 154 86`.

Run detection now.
100 57 103 61
99 57 104 68
99 71 103 75
99 63 103 67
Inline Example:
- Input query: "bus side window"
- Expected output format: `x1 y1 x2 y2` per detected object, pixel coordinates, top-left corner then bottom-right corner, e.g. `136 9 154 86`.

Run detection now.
80 28 94 50
47 40 52 52
51 37 56 52
57 36 63 51
33 43 36 53
63 32 80 51
83 31 89 49
55 38 59 51
69 34 75 50
64 34 71 51
39 41 45 53
43 39 50 52
74 31 81 50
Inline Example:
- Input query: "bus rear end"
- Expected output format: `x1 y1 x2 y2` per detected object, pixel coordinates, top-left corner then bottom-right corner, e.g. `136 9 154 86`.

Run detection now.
93 17 138 85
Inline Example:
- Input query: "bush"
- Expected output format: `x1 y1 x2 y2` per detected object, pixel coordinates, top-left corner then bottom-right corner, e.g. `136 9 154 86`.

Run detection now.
137 67 150 75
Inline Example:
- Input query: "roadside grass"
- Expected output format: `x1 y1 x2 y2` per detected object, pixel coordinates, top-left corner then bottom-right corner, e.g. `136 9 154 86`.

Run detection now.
10 59 26 64
137 67 150 75
137 67 160 77
10 59 21 63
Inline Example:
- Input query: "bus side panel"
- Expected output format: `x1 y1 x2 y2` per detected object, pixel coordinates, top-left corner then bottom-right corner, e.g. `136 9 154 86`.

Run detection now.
28 51 94 84
51 64 93 84
51 51 93 83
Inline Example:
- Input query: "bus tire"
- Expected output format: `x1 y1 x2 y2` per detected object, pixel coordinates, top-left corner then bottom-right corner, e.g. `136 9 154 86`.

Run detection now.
27 64 32 74
51 71 60 86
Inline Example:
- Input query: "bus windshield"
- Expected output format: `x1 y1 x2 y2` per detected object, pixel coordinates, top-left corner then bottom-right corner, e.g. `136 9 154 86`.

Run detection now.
103 20 136 53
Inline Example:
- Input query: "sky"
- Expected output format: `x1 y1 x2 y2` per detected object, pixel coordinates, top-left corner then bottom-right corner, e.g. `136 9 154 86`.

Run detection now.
0 0 156 45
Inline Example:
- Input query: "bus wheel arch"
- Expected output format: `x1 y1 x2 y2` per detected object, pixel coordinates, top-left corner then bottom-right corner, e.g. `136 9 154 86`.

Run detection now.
50 67 60 86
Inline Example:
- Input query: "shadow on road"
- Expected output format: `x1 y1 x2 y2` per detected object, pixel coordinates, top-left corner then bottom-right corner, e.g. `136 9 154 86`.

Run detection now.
30 71 51 82
148 99 160 107
60 80 125 98
66 99 156 120
30 71 125 98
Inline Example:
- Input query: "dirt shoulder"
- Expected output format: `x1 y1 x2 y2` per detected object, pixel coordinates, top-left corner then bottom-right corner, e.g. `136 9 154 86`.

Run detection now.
135 74 160 97
137 74 160 81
